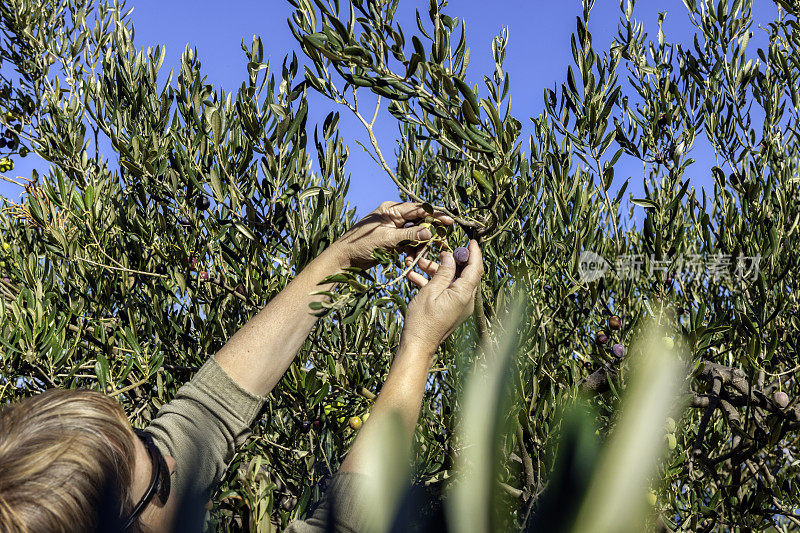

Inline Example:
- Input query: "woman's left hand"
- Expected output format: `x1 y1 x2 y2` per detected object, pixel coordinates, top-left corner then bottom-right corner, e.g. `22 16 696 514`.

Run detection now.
332 201 453 269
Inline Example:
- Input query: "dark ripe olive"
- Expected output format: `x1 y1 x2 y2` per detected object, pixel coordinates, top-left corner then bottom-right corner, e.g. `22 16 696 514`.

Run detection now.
611 343 625 359
453 246 470 265
774 391 790 409
195 196 211 210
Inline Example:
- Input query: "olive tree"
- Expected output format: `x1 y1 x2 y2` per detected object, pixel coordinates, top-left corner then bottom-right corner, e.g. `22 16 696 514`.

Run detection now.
287 0 800 530
2 0 800 531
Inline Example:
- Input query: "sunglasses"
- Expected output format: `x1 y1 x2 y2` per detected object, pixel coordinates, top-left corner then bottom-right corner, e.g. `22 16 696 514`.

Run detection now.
121 428 172 530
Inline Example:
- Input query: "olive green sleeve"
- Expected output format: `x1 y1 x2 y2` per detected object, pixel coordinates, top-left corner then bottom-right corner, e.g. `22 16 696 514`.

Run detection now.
144 357 368 532
284 472 371 533
145 356 266 508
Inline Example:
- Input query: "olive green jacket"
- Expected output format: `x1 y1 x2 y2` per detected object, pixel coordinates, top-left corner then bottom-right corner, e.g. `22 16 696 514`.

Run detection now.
145 357 367 532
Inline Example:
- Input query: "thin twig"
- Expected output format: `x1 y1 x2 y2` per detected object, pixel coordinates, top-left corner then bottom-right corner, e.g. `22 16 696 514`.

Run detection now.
341 85 477 229
108 371 162 397
0 174 34 189
74 254 166 277
369 95 381 127
379 242 432 288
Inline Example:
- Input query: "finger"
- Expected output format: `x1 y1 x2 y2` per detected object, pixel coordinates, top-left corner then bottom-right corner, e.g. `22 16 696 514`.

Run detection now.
451 240 484 291
374 200 402 214
399 225 432 243
416 256 440 276
405 254 440 276
405 270 428 288
405 209 454 226
424 252 457 295
388 203 455 226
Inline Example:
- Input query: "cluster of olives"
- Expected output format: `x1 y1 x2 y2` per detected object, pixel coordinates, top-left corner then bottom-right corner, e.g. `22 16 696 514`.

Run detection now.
596 314 625 360
0 110 24 153
316 398 372 434
0 241 10 269
0 82 47 162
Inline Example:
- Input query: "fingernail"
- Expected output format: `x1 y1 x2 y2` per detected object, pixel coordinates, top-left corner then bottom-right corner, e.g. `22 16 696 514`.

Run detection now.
417 227 432 240
441 253 454 267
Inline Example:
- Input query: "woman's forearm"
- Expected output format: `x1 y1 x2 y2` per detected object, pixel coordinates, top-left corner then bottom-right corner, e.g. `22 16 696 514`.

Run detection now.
339 341 435 474
213 244 348 397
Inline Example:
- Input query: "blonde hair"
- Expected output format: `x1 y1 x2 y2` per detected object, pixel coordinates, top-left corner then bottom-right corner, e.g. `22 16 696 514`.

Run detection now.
0 389 145 532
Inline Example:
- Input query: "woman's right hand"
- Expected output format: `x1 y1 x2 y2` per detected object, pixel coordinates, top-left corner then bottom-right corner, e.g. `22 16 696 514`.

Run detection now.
400 240 484 354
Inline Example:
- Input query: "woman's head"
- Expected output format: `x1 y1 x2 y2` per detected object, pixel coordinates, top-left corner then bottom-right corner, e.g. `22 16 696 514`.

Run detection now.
0 389 176 532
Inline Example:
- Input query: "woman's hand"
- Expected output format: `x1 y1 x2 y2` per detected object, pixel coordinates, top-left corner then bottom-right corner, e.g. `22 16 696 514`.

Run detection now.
400 240 484 355
331 201 453 269
337 241 483 478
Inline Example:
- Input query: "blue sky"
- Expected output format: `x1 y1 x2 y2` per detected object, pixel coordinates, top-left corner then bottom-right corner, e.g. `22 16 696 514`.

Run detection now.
1 0 780 216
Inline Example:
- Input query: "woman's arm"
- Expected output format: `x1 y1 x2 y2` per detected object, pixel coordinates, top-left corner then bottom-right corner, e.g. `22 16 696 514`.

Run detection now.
340 239 484 473
211 244 347 397
214 201 451 397
284 240 483 533
145 202 451 517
